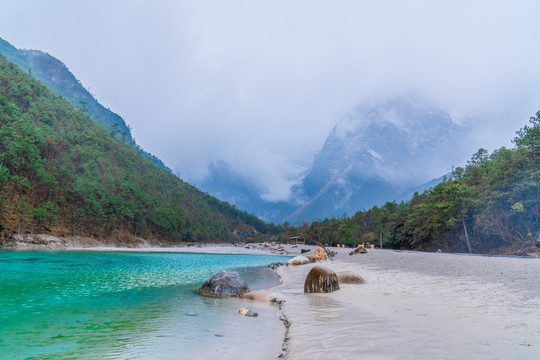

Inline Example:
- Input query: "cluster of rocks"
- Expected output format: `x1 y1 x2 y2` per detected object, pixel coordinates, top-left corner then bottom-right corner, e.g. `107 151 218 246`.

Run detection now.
284 251 366 293
197 250 367 320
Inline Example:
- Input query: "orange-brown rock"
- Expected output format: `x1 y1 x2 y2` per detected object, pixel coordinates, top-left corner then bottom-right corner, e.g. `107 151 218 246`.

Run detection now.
304 266 340 293
336 271 366 285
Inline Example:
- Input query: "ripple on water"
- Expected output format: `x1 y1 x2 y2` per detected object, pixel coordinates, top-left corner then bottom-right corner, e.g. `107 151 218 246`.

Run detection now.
0 250 290 359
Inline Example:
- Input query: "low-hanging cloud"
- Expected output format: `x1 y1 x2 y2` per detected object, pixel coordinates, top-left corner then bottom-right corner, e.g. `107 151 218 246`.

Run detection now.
1 0 540 201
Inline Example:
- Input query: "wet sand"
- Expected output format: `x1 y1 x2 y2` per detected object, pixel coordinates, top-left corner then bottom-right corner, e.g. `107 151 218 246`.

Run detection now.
273 247 540 360
78 243 540 359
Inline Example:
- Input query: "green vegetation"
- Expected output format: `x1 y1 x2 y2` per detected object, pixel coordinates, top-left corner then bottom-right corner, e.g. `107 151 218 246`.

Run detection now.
0 37 171 172
290 113 540 254
0 55 278 242
1 42 537 253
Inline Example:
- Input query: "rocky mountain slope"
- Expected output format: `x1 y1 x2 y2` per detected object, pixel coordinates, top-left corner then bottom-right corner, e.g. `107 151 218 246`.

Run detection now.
199 96 472 224
287 95 470 222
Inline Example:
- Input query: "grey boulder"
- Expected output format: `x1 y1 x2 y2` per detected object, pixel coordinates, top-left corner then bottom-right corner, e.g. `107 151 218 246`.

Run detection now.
198 271 250 297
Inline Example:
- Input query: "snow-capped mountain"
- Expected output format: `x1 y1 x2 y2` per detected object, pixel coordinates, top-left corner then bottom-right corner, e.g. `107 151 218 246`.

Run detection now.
286 95 470 222
198 95 473 224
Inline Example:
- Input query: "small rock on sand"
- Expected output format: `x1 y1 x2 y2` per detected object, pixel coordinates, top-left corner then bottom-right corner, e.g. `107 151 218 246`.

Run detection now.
239 308 258 317
349 247 367 255
287 255 311 266
268 262 284 269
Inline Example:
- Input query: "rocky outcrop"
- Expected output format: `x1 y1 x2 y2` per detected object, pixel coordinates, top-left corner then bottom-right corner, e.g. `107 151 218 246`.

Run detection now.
336 271 366 285
0 234 158 249
304 266 340 293
287 255 311 266
198 271 250 297
305 255 317 263
349 247 368 255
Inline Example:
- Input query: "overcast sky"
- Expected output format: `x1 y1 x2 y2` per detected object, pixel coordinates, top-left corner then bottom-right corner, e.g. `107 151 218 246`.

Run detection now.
1 0 540 201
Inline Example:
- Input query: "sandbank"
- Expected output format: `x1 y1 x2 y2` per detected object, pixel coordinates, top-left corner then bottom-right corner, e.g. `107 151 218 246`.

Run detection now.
271 247 540 360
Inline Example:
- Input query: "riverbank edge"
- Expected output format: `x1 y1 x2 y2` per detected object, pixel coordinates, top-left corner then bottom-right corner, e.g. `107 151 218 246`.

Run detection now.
4 237 540 359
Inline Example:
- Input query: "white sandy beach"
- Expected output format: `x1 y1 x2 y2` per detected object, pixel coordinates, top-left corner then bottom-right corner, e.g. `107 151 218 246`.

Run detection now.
272 246 540 360
69 243 540 359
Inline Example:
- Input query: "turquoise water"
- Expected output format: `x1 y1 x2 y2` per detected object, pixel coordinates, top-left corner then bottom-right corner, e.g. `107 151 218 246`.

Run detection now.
0 251 290 359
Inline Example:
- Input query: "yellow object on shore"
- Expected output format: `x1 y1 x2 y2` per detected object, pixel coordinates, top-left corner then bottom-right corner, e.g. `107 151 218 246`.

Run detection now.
359 244 364 248
371 245 375 249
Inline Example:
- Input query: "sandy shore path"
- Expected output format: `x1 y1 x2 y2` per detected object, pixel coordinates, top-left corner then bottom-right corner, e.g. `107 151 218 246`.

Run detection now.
274 248 540 360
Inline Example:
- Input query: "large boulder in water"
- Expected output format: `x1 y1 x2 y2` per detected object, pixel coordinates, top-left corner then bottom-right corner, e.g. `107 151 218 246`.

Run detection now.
287 255 311 266
198 271 250 297
336 271 366 285
304 266 340 293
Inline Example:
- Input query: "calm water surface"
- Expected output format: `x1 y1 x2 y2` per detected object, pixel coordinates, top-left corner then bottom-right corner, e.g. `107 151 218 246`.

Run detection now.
0 250 290 359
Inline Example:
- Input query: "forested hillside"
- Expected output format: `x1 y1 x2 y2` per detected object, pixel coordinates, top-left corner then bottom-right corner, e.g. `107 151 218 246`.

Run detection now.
0 55 277 243
291 114 540 254
0 37 170 172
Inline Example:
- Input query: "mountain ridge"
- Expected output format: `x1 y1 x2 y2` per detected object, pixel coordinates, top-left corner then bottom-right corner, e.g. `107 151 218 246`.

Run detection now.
0 53 277 243
198 95 472 224
0 37 170 172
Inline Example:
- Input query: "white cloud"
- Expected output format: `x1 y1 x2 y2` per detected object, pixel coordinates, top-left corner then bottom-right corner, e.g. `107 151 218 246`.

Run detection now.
1 0 540 201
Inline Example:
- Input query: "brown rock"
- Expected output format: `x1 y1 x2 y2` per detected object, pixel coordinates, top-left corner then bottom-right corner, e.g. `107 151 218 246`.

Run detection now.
301 248 311 254
305 255 317 263
336 271 366 285
304 266 340 293
349 246 367 255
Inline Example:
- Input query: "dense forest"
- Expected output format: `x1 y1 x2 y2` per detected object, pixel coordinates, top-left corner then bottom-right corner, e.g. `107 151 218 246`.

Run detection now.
0 37 171 172
0 55 279 243
287 114 540 254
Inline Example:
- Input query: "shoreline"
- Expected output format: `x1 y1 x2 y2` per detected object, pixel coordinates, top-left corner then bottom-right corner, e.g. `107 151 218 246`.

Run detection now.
271 246 540 359
3 241 539 359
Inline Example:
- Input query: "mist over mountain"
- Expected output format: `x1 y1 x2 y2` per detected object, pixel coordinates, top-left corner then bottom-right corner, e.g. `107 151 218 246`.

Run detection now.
287 96 472 221
199 161 297 223
0 53 278 243
199 96 474 224
0 37 478 226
